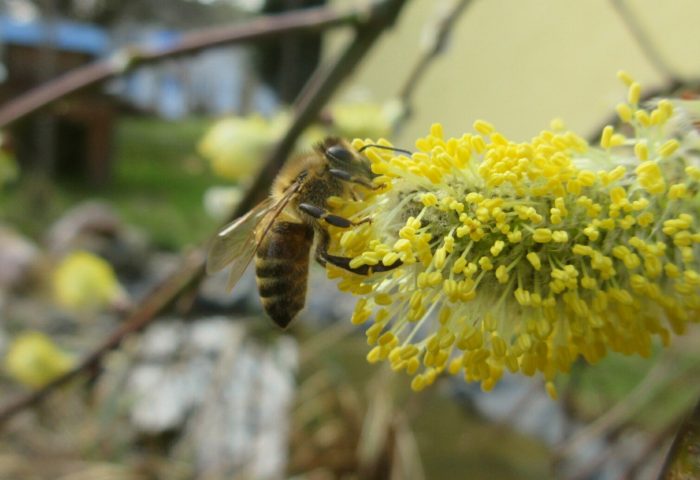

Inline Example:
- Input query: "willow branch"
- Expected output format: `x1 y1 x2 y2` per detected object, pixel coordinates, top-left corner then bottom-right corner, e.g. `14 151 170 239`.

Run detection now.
608 0 677 81
239 0 408 212
0 0 408 428
0 3 363 128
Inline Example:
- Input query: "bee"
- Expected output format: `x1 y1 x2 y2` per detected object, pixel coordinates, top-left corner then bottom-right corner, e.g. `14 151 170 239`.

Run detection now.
206 138 407 328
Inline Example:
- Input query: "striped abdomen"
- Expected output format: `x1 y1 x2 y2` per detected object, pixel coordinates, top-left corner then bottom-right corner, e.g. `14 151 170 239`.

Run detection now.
255 221 314 328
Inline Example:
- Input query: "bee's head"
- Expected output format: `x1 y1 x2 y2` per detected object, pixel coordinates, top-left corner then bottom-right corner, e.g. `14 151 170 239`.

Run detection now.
321 138 375 180
321 138 413 182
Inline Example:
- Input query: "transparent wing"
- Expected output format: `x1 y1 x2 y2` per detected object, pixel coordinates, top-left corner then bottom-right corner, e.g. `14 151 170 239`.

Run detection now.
206 184 301 291
206 197 274 275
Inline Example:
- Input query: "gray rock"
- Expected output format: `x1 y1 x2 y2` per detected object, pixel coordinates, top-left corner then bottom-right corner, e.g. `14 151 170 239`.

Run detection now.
0 224 40 291
46 200 149 276
121 316 297 479
46 201 123 255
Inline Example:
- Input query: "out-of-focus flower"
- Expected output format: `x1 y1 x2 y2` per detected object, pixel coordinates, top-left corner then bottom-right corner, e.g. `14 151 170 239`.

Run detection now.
329 102 393 140
203 185 243 220
199 112 329 183
4 331 75 388
53 250 127 312
198 115 275 181
198 101 395 186
326 72 700 398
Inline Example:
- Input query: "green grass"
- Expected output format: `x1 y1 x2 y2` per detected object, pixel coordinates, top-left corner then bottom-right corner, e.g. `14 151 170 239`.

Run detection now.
1 116 221 250
107 117 220 249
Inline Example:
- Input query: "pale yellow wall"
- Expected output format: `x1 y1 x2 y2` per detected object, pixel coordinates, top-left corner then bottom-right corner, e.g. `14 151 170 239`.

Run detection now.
329 0 700 144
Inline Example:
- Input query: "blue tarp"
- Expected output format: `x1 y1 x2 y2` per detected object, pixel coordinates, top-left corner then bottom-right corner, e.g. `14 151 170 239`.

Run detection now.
0 15 110 56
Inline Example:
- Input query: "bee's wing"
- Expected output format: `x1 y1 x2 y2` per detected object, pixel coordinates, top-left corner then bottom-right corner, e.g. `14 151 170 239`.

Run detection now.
206 184 300 291
206 197 274 276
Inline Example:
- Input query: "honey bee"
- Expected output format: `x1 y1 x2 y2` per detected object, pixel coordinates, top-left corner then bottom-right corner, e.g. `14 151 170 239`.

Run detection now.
206 138 407 328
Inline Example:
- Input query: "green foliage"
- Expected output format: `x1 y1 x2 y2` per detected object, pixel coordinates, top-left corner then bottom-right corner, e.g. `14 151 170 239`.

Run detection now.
0 117 219 250
0 147 18 189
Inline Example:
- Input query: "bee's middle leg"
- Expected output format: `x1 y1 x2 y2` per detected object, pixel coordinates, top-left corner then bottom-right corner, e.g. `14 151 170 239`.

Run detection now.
299 203 370 228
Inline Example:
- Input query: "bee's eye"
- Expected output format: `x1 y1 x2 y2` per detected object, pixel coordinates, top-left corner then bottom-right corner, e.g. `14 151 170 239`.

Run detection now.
326 145 354 164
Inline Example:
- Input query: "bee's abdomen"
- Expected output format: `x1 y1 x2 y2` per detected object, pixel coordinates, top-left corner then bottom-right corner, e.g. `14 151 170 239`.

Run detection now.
255 221 314 328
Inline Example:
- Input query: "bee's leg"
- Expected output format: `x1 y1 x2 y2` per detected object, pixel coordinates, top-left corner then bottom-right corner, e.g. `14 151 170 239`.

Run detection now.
328 168 380 190
299 203 370 228
320 250 402 275
314 229 401 275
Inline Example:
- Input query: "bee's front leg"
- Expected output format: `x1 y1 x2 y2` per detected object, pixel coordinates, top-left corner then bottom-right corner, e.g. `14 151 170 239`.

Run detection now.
299 203 370 228
328 169 380 190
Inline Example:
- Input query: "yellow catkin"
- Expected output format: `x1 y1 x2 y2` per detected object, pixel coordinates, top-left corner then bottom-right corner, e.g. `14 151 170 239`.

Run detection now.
326 74 699 398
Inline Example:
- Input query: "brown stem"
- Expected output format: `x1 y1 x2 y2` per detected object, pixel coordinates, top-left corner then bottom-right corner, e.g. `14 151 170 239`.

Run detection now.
0 0 408 428
659 396 700 479
0 3 363 128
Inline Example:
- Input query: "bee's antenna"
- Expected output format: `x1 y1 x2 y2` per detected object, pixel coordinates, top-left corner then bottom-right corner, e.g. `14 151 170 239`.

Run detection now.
358 144 413 156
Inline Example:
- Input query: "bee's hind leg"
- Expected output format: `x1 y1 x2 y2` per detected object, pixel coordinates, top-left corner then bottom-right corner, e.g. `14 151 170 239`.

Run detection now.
314 230 401 275
319 251 401 275
299 203 370 228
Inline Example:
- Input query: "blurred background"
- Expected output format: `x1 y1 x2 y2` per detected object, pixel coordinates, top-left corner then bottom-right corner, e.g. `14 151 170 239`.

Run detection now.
0 0 699 478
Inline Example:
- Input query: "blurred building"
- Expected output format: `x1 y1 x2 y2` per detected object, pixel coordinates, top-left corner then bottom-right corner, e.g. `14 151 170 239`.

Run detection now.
0 14 115 183
0 3 328 184
108 29 278 119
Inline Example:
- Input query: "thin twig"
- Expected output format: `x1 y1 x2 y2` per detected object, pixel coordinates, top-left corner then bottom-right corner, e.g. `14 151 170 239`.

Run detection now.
608 0 677 81
621 419 678 480
393 0 474 133
238 0 407 212
0 3 364 128
0 0 409 428
556 368 700 480
554 353 674 459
